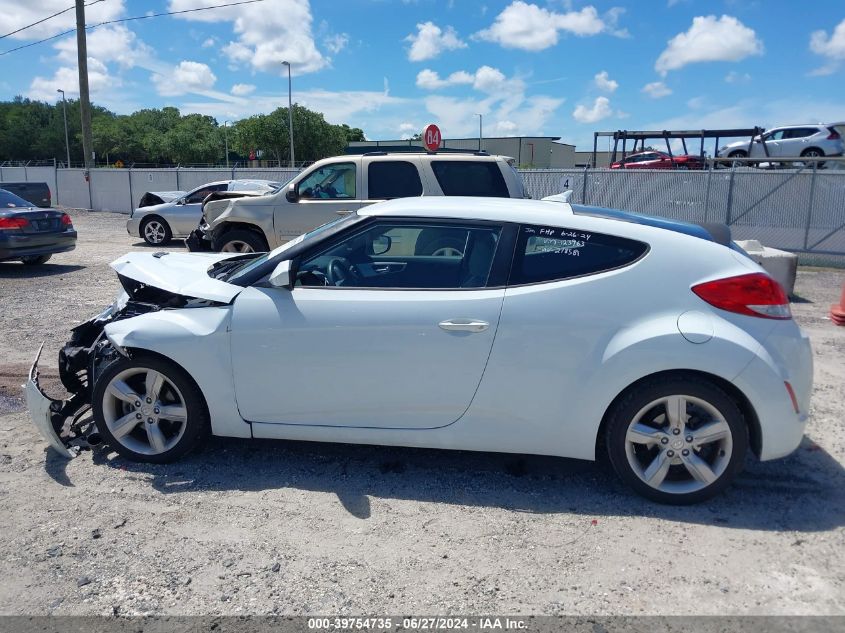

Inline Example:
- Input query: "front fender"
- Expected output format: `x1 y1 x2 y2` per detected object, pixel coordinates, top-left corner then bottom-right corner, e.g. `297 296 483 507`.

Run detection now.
104 307 249 438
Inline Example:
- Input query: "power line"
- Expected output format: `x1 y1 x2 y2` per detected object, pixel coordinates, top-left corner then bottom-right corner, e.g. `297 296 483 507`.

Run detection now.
0 0 105 40
0 0 266 56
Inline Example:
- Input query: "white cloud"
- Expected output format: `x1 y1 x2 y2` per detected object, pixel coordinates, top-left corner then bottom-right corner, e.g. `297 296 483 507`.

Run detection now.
572 96 613 123
405 21 467 61
202 37 217 48
474 2 624 51
54 25 153 69
230 83 256 96
27 58 117 102
0 0 124 40
593 70 618 93
809 18 845 75
416 66 511 94
641 81 672 98
168 0 327 74
152 61 217 97
399 122 417 132
324 33 349 54
655 15 763 75
724 71 751 84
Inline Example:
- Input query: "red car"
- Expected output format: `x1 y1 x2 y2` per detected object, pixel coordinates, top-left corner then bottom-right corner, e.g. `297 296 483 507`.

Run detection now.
610 151 704 170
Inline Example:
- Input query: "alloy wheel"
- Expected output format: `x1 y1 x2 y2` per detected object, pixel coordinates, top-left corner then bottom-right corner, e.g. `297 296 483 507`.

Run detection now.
221 240 255 253
101 367 188 456
144 221 167 244
623 394 733 495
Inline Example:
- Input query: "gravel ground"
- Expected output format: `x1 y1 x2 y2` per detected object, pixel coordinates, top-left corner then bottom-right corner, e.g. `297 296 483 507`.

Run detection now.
0 209 843 616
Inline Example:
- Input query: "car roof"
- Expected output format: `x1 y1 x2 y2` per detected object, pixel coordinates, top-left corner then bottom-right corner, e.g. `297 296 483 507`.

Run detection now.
360 196 569 223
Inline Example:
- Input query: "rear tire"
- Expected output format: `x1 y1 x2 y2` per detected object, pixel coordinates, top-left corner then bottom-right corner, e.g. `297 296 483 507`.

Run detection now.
800 147 825 168
20 255 51 265
217 229 269 253
141 216 172 246
92 354 209 463
605 375 747 504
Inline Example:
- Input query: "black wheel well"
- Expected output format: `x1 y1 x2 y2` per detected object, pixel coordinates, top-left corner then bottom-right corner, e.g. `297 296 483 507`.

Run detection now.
122 347 210 419
595 369 762 459
212 222 269 248
800 147 824 156
140 214 168 227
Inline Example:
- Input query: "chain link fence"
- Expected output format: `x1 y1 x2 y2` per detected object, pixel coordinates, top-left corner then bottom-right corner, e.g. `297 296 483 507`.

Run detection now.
3 164 843 265
521 165 845 265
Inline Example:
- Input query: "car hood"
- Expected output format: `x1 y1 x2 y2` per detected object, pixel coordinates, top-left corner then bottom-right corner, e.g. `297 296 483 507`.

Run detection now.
139 191 187 207
110 251 245 303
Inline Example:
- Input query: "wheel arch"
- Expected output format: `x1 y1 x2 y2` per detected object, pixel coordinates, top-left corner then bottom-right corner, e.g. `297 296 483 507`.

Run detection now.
211 221 269 249
800 146 824 156
594 369 762 460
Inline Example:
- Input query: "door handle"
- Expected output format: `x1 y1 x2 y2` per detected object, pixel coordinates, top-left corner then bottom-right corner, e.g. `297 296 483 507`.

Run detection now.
438 319 490 333
335 209 352 215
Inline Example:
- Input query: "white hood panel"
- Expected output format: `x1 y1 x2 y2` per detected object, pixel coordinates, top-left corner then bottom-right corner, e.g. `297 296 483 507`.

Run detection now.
110 252 245 303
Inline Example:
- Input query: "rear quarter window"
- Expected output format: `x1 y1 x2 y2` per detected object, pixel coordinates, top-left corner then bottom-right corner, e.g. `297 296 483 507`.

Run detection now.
511 224 648 285
430 161 509 197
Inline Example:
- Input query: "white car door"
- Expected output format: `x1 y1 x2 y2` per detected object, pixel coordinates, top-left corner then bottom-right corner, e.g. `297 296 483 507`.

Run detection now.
229 220 509 429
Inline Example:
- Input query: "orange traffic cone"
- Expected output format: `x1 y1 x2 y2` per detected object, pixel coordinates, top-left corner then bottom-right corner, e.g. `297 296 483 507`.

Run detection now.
831 281 845 326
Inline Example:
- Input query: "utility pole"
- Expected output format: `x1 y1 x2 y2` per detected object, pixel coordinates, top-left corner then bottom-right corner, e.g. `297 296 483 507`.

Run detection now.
75 0 93 169
223 120 230 168
476 113 483 151
282 61 295 168
57 89 71 167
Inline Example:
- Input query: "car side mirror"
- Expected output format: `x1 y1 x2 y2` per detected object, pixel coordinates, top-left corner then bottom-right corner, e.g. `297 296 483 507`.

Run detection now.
177 197 187 205
369 234 392 256
286 187 299 203
268 260 293 289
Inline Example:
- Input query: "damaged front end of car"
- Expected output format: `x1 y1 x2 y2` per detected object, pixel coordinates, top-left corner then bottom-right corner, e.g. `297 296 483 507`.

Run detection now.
25 275 221 457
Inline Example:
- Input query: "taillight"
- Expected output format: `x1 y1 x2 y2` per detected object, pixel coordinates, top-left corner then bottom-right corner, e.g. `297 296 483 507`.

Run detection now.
692 273 791 319
827 128 841 140
61 213 73 227
0 217 29 230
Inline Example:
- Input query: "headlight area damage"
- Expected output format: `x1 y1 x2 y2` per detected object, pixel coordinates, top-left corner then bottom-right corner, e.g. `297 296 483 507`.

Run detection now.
25 275 223 457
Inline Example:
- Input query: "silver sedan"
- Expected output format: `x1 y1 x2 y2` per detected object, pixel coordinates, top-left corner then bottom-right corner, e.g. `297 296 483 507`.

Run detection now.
127 180 280 245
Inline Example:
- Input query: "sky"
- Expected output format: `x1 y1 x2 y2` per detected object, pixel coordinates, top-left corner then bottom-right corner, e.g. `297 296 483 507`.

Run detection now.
0 0 844 149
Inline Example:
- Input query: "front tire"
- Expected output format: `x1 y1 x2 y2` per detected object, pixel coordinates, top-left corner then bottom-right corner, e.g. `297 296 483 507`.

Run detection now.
20 255 51 265
141 216 172 246
605 375 747 504
92 354 209 463
217 229 268 253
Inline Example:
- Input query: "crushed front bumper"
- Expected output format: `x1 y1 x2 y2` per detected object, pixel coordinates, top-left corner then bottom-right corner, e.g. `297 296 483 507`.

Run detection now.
24 345 82 458
186 227 213 252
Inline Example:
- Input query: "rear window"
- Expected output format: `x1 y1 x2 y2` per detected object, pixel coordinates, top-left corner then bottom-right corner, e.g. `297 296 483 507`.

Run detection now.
431 161 509 197
511 224 648 285
368 161 423 199
0 189 34 208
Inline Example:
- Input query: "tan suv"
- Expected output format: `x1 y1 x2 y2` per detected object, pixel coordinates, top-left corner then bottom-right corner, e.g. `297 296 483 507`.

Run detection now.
189 152 529 253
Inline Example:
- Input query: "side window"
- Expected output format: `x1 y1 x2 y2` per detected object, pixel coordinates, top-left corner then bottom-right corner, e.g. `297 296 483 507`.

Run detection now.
368 161 423 199
185 184 224 204
298 163 357 199
764 130 785 141
430 161 509 197
511 224 648 285
296 222 502 289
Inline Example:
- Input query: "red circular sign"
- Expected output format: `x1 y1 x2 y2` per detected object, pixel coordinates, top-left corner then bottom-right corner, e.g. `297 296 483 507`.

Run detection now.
423 124 442 152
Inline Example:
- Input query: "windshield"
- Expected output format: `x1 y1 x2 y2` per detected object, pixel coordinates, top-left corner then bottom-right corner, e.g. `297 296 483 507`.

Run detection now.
224 213 360 283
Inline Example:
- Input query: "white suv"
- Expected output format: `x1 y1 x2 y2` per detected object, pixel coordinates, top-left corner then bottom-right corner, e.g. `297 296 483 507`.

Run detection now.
718 123 844 161
189 152 529 253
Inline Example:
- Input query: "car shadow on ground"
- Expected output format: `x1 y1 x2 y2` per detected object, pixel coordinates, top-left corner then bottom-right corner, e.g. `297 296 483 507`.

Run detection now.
41 430 845 532
0 263 84 277
130 240 188 250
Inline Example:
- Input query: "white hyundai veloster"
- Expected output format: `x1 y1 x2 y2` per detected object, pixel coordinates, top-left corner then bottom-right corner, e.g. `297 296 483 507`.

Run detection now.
26 197 812 504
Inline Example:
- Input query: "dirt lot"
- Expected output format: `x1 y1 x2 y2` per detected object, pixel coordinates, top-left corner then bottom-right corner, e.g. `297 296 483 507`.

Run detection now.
0 209 843 616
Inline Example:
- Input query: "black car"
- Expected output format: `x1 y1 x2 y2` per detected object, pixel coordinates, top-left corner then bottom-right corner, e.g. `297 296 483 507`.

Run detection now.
0 182 51 208
0 189 76 265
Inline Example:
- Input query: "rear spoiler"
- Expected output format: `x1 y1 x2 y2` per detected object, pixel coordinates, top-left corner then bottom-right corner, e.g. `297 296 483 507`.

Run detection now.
571 204 731 246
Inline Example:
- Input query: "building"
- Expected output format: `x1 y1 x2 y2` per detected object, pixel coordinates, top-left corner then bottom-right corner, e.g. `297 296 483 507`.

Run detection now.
346 136 576 169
